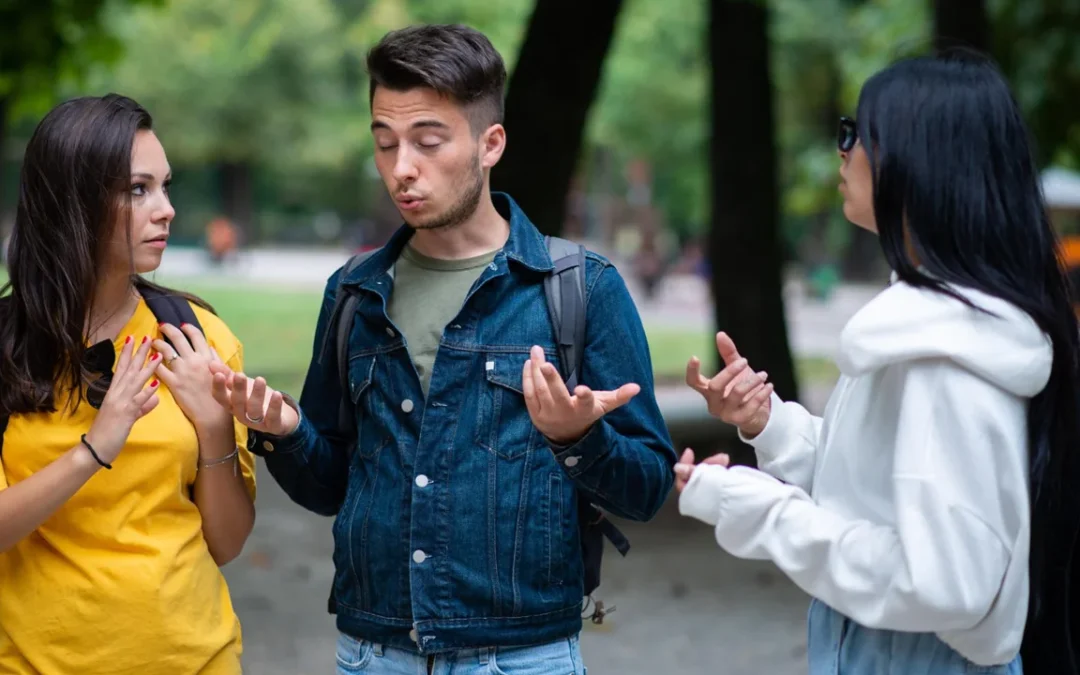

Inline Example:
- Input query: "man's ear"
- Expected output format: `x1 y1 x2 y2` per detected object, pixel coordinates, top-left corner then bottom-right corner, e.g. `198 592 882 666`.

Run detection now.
479 123 506 169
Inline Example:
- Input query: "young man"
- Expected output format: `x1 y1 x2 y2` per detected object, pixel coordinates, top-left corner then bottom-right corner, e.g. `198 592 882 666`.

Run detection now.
211 24 676 674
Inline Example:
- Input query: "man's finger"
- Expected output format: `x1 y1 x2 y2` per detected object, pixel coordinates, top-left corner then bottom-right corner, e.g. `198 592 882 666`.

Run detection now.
593 384 640 414
540 361 571 403
702 453 730 467
522 359 540 415
212 372 232 407
532 362 557 411
685 356 709 392
575 385 595 410
680 448 695 464
230 373 251 415
248 377 269 421
614 382 640 406
264 390 284 432
715 331 742 367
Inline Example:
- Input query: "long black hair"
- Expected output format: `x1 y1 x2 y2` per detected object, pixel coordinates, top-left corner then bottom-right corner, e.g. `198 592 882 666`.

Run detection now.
856 51 1080 670
0 94 210 418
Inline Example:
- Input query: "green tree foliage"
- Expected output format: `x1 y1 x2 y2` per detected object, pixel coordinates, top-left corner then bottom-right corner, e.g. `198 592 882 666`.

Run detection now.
990 0 1080 168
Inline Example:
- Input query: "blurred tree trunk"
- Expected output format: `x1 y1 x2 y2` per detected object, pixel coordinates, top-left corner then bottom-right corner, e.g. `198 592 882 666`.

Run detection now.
0 96 8 222
220 162 254 242
708 0 798 404
933 0 989 52
492 0 623 236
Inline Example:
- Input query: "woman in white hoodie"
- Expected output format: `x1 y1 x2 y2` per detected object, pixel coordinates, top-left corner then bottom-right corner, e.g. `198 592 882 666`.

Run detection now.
675 52 1080 673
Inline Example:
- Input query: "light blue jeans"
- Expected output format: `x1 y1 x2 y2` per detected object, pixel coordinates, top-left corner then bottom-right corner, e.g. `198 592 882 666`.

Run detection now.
808 598 1022 674
335 632 586 675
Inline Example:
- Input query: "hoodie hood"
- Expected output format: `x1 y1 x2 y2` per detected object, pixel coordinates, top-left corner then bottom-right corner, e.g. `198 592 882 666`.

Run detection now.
836 277 1053 397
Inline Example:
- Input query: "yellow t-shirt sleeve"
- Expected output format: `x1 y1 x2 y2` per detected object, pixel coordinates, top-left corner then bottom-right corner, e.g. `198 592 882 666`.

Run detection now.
0 455 7 491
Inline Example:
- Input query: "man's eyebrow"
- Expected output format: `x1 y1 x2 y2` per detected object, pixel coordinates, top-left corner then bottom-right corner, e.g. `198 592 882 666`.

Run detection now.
410 119 450 130
370 119 451 131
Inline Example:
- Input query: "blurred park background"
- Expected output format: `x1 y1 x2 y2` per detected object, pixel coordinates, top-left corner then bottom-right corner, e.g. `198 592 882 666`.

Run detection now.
3 0 1080 672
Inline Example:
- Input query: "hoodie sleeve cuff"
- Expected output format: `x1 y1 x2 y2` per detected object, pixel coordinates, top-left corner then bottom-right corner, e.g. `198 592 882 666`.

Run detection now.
737 392 788 449
678 464 732 526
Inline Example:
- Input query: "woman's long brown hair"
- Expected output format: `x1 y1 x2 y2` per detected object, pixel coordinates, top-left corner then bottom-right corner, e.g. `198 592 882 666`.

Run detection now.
0 94 211 417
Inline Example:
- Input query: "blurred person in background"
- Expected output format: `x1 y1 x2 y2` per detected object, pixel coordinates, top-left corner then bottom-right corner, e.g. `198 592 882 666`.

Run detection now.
675 51 1080 674
0 94 257 675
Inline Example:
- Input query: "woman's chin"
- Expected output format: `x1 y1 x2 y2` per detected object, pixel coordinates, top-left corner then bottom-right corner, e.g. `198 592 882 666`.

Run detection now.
842 204 878 234
134 253 164 276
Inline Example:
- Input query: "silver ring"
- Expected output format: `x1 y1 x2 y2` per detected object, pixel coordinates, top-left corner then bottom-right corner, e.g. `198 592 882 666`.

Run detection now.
245 412 265 424
165 353 179 366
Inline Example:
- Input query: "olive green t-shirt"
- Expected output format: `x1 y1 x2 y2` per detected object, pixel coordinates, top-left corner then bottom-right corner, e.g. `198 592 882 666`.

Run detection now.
387 245 499 397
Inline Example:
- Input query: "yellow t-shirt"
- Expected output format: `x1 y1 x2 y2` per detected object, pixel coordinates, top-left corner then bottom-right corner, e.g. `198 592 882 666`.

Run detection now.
0 299 257 675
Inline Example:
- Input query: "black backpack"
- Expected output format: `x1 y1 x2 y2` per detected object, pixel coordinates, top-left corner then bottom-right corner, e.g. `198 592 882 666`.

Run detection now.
0 283 202 458
321 236 630 622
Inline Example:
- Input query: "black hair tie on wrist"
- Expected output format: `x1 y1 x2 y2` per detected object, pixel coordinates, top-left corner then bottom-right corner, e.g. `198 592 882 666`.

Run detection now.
80 434 112 470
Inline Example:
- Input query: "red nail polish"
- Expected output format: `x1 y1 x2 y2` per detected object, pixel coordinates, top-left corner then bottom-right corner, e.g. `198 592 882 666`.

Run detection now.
141 336 147 344
151 379 158 387
124 336 132 344
152 353 161 360
181 323 190 328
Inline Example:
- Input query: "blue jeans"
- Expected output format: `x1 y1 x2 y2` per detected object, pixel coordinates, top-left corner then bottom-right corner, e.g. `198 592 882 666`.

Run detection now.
335 633 586 675
808 598 1022 674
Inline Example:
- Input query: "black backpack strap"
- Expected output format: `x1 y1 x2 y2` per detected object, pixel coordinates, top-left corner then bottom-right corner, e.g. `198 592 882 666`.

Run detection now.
0 415 7 460
543 236 587 390
136 282 203 351
542 236 630 611
317 250 380 437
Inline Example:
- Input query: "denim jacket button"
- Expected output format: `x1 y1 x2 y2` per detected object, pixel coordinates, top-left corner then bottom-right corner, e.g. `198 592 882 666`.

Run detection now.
415 475 430 488
385 327 395 337
262 440 274 453
413 550 427 564
401 399 415 413
409 629 419 643
564 456 580 468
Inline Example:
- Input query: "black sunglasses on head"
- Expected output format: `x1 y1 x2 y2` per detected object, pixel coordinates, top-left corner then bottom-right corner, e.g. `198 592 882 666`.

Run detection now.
838 116 857 152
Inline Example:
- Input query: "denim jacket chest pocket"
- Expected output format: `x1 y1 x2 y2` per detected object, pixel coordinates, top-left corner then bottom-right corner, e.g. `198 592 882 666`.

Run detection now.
475 349 560 460
348 353 389 460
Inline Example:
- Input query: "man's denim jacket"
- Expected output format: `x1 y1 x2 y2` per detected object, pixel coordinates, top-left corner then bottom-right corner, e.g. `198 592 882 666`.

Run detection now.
248 193 676 653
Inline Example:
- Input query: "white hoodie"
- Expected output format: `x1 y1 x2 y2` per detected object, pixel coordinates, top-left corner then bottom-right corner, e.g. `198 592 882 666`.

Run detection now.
679 278 1053 666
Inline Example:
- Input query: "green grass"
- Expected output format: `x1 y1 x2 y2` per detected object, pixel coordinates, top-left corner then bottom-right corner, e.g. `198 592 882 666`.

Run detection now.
646 327 839 386
1 269 840 394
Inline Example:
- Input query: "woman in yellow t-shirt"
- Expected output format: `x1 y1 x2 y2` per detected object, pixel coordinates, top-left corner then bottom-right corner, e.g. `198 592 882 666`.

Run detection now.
0 94 257 674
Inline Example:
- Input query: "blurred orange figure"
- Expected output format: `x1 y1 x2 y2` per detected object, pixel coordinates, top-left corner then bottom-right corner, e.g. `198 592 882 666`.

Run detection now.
206 217 237 264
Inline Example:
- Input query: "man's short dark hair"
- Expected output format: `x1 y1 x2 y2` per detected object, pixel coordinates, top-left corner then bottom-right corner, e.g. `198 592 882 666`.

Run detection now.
367 24 507 132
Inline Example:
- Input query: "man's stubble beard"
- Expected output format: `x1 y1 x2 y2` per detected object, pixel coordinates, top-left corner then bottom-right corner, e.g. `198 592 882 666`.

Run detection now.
409 158 484 232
